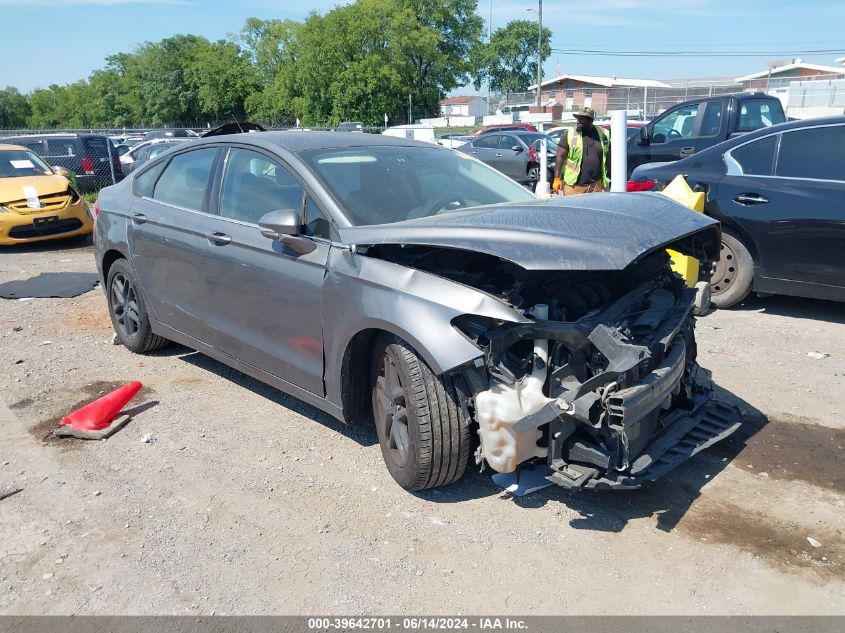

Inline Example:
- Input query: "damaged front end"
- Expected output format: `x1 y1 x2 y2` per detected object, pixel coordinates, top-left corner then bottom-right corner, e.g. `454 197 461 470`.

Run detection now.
447 250 742 490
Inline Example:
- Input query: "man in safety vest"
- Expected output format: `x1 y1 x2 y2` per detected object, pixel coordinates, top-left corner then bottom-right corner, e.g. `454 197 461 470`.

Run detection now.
552 106 611 195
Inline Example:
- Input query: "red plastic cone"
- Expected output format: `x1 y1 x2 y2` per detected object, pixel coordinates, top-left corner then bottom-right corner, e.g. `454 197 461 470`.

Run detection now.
60 381 142 432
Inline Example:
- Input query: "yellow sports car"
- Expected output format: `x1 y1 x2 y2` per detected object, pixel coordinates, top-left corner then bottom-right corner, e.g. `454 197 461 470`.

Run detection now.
0 144 93 245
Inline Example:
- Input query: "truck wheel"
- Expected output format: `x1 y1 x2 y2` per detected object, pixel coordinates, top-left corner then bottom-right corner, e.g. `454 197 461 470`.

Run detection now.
710 232 754 308
371 336 470 491
106 259 169 353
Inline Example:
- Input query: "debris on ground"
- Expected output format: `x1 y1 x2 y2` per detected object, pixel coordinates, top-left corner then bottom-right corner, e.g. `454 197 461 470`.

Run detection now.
0 272 99 300
0 486 23 502
807 352 830 359
807 537 822 548
141 433 157 444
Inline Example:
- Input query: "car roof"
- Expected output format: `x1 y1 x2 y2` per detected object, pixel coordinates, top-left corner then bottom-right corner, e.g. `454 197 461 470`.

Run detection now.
0 133 100 139
191 131 442 153
705 114 845 155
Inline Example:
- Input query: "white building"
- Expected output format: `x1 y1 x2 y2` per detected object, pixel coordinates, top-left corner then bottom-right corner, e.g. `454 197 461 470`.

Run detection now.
439 96 489 118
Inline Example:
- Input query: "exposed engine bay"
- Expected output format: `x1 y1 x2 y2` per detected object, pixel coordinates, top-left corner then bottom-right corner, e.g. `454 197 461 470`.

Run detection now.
369 244 742 489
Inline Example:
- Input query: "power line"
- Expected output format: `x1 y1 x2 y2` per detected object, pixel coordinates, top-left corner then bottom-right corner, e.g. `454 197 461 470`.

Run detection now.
550 47 845 57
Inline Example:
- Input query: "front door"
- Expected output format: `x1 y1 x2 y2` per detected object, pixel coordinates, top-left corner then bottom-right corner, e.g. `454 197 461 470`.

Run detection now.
194 146 329 395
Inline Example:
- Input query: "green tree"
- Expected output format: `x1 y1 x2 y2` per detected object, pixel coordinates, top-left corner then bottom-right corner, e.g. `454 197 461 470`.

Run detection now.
27 85 65 128
190 40 259 120
475 19 552 95
0 87 31 129
136 34 208 125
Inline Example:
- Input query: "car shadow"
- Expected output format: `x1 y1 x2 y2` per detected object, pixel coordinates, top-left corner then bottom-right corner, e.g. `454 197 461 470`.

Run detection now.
176 350 378 448
419 384 768 535
731 294 844 325
0 234 93 254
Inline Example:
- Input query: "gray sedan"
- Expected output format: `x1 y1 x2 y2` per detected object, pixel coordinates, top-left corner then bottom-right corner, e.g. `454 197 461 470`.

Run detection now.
94 132 740 492
459 131 556 183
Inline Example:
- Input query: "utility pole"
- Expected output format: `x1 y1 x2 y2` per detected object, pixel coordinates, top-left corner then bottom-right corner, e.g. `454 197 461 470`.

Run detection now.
536 0 543 111
408 94 412 125
528 1 543 112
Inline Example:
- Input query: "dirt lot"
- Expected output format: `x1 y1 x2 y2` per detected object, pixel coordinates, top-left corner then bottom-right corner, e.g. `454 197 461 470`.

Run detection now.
1 237 843 615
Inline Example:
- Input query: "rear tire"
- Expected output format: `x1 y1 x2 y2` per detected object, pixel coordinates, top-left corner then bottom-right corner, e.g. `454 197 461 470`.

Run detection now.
106 259 169 353
371 336 470 491
710 232 754 308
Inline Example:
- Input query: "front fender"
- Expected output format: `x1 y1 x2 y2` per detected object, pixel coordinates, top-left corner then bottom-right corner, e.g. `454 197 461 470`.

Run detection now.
322 248 526 409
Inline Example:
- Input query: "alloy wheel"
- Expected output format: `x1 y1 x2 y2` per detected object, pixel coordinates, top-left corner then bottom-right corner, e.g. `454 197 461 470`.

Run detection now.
373 353 410 468
110 273 141 339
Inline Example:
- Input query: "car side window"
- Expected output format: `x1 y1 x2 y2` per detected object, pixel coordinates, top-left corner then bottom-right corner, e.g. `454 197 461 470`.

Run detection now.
652 104 700 143
775 125 845 181
731 135 778 176
220 148 304 224
303 196 331 239
135 160 167 198
499 135 519 150
152 148 216 212
475 135 499 149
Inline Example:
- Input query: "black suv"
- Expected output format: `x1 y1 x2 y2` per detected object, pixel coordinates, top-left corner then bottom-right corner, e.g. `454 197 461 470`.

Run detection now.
2 133 124 194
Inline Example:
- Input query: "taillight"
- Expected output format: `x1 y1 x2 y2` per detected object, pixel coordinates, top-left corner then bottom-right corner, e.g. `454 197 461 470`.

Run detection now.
93 199 100 217
528 145 536 162
627 180 657 192
82 157 95 174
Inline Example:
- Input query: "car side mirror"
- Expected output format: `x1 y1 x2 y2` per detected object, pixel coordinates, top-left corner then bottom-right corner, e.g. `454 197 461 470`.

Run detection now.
638 126 650 145
52 166 71 178
511 145 523 153
259 209 316 255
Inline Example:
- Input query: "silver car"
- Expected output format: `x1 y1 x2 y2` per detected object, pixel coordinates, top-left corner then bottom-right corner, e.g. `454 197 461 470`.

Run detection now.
459 131 557 183
94 132 740 492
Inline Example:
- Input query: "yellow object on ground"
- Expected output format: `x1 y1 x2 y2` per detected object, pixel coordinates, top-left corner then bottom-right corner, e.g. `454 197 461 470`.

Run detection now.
0 144 93 245
658 175 705 288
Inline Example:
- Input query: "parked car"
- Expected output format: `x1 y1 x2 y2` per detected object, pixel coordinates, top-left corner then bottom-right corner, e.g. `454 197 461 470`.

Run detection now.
1 133 124 194
630 116 845 307
142 128 198 141
459 131 556 183
335 121 364 132
627 92 786 176
474 123 538 137
120 138 192 176
94 131 739 492
0 144 93 245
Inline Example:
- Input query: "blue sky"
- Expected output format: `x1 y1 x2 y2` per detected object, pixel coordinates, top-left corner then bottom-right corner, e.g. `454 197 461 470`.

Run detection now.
1 0 843 93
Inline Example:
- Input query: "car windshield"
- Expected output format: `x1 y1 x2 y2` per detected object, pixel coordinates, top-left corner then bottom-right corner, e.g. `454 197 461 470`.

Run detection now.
301 145 536 226
0 149 53 178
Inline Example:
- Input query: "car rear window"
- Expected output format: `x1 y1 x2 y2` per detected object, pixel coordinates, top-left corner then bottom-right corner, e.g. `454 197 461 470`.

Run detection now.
738 99 786 132
46 138 79 157
152 148 216 211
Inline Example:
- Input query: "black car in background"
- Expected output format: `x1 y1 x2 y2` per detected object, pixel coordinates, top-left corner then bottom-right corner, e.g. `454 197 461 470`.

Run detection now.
627 92 786 176
1 133 124 194
630 116 845 308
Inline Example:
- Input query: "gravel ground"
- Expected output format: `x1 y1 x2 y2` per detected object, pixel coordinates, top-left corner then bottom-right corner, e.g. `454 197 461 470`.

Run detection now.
0 236 843 615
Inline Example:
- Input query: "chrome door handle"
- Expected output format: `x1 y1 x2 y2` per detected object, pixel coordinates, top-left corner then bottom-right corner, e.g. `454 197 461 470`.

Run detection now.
733 193 769 205
471 151 479 155
132 213 147 224
679 146 695 156
495 153 504 157
206 232 232 245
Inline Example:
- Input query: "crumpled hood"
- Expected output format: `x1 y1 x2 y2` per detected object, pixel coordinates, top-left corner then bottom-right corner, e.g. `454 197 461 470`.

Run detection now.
339 192 720 270
0 175 70 203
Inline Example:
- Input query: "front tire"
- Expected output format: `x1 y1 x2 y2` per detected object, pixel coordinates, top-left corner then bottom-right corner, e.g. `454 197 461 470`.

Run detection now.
371 336 470 491
106 259 169 353
710 232 754 308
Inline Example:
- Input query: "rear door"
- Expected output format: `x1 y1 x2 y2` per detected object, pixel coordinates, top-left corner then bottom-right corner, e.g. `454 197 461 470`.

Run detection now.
719 123 845 287
467 134 502 172
128 146 223 342
188 145 330 394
